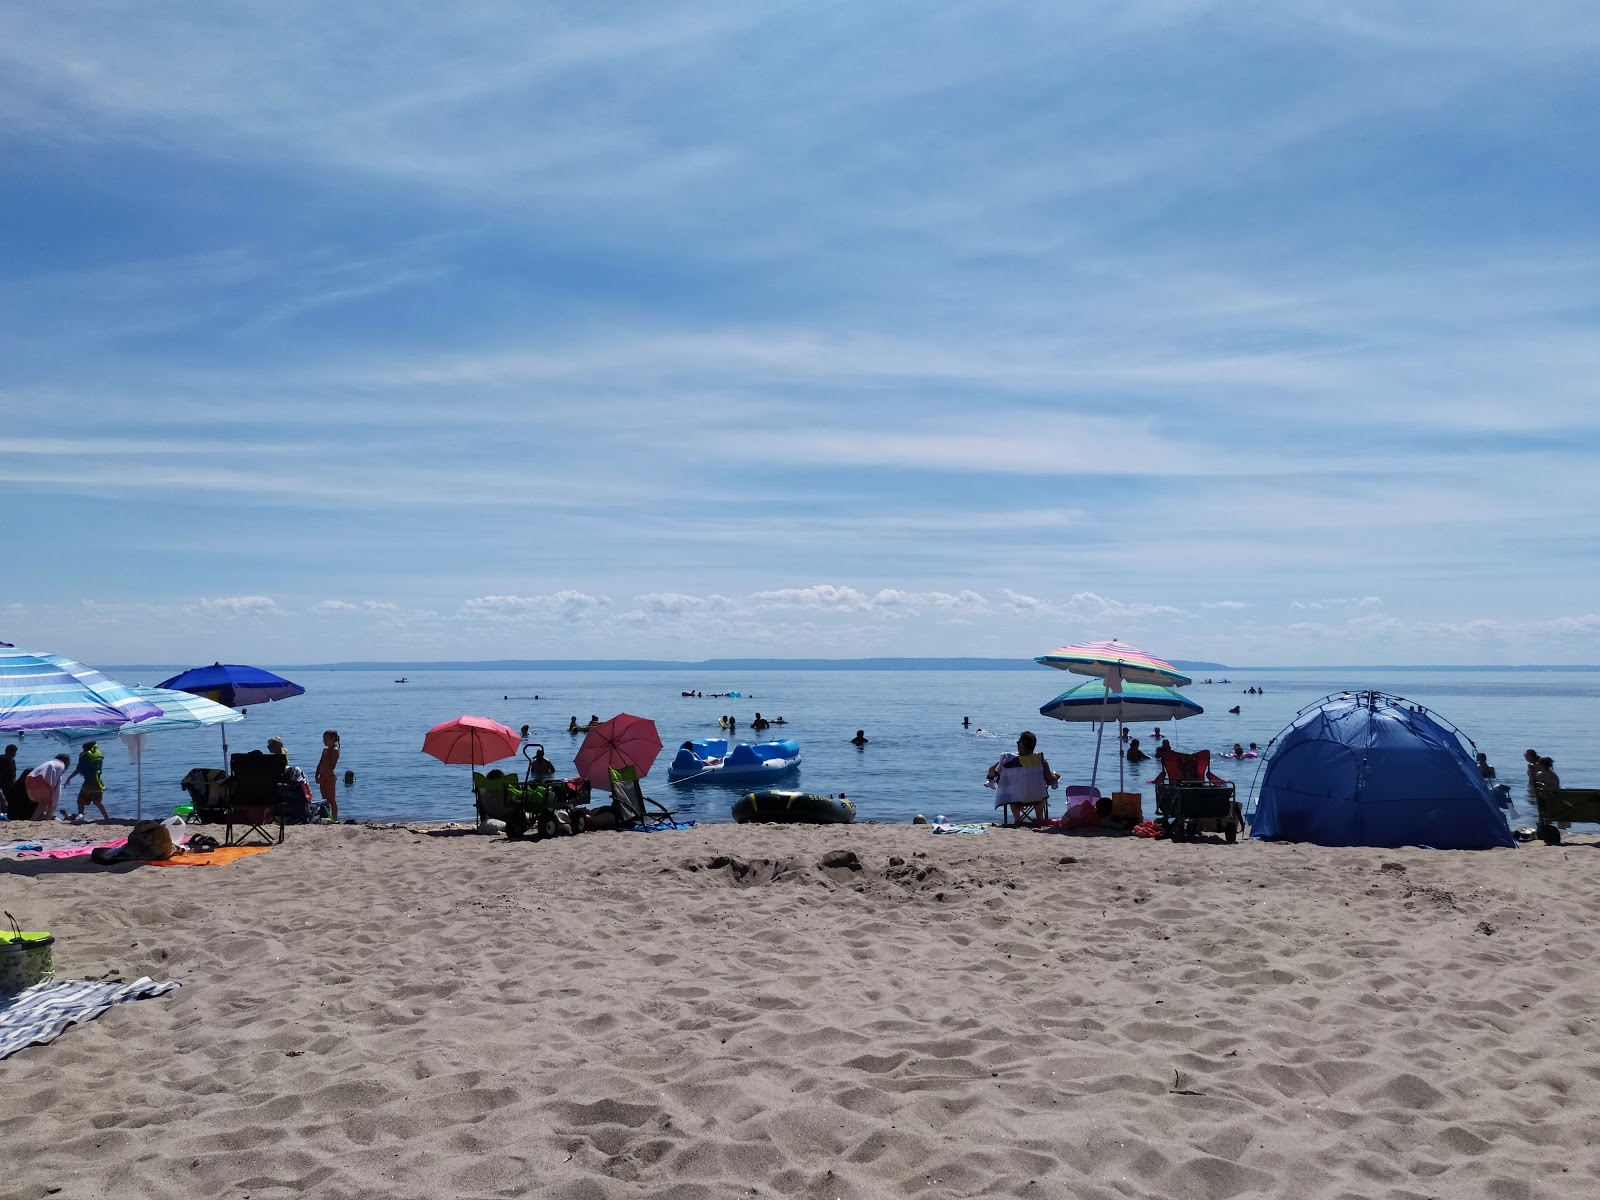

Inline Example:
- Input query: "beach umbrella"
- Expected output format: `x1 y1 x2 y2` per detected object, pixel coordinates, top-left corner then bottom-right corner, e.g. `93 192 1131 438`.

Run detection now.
1040 678 1203 791
1034 639 1192 688
0 644 162 732
1033 640 1192 789
423 715 521 770
47 686 244 819
575 713 663 793
157 662 305 767
423 715 522 819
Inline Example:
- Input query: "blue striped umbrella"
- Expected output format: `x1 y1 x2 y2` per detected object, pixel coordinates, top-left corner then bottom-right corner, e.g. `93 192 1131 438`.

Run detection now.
0 645 162 732
48 686 244 818
1040 679 1204 724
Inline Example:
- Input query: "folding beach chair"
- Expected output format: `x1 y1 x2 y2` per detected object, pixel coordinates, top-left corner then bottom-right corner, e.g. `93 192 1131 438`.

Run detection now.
472 769 524 830
608 766 680 830
992 754 1054 826
225 751 288 846
180 768 230 824
1154 747 1241 843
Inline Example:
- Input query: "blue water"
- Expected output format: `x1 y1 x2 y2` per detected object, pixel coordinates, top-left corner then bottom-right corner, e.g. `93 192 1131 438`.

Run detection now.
16 666 1599 827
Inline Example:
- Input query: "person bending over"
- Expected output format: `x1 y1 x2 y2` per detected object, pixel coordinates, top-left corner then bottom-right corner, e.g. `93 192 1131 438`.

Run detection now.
23 754 72 820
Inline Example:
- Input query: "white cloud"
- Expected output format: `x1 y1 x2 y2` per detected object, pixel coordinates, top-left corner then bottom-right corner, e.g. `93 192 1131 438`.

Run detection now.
749 585 873 612
632 592 736 614
1204 600 1248 609
1001 589 1046 613
1063 592 1189 620
460 592 611 620
312 599 403 615
191 595 278 616
1291 597 1384 611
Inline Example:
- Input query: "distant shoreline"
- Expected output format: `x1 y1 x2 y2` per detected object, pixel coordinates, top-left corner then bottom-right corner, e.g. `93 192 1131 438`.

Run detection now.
99 658 1599 673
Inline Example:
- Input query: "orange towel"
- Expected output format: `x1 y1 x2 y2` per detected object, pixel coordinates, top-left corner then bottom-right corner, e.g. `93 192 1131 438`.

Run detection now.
145 845 273 867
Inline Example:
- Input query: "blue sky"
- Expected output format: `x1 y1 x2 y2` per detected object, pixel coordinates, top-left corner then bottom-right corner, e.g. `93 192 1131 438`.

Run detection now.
3 2 1597 666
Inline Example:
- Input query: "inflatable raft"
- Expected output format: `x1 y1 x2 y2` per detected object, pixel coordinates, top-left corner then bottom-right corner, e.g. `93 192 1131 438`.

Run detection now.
733 791 855 824
668 738 801 784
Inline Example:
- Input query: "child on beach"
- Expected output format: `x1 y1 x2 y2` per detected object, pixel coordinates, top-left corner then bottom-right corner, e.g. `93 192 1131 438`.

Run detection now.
66 740 109 821
316 730 341 822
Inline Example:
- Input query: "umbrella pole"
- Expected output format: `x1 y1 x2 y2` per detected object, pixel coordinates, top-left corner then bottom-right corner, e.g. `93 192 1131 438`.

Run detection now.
1119 721 1126 793
1089 682 1109 790
137 754 144 821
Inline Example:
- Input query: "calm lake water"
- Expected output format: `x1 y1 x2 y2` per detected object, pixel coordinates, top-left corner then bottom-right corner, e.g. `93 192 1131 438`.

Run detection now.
18 666 1598 827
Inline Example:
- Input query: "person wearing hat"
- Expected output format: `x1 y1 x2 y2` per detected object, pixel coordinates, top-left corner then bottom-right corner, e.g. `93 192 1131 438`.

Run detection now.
66 740 109 821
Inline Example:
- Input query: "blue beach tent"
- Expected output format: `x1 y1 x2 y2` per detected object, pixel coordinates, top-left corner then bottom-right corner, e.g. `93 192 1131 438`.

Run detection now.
1252 692 1514 850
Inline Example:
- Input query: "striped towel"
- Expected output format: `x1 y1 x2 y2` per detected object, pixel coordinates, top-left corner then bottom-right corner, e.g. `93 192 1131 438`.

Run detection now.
0 977 180 1060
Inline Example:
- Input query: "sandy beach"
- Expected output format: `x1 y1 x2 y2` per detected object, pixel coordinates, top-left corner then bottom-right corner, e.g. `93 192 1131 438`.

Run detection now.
3 821 1598 1200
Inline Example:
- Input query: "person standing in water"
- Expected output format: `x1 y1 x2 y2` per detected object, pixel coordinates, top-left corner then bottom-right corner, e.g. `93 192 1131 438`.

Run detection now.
316 730 341 822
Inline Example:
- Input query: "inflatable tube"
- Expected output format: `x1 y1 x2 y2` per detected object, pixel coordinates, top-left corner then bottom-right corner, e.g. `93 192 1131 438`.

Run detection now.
733 791 855 825
669 739 801 783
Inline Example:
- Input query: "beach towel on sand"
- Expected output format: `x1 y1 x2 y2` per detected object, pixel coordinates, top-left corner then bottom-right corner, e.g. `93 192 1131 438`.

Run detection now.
146 845 271 867
0 977 179 1060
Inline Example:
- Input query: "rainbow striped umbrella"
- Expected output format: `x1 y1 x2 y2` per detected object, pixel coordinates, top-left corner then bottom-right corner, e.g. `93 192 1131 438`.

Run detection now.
1034 639 1191 688
1034 640 1191 789
0 644 162 732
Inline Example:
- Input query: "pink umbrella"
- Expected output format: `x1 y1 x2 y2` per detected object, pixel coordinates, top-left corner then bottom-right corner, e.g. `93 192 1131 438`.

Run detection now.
422 715 521 768
575 713 663 792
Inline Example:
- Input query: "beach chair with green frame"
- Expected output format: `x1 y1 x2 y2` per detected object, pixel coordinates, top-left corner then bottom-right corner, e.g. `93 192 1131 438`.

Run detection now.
608 765 680 830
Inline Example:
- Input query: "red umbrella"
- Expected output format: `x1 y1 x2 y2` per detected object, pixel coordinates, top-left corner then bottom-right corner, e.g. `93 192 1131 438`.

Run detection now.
422 715 521 768
575 713 663 792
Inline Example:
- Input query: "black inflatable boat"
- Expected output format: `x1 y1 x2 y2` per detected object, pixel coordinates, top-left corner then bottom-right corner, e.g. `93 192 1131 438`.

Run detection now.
732 791 856 824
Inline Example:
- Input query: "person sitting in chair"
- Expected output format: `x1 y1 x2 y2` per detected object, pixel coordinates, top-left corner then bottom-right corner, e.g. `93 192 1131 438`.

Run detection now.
986 731 1060 825
265 737 313 822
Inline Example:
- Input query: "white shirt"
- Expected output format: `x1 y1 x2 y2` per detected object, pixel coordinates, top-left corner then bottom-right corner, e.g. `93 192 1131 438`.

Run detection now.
27 758 67 801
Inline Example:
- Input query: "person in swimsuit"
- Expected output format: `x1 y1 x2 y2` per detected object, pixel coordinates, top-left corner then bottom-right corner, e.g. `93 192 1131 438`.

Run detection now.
316 730 341 822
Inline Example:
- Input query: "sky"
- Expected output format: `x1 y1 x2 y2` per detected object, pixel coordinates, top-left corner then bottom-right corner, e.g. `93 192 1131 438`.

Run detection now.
2 1 1598 667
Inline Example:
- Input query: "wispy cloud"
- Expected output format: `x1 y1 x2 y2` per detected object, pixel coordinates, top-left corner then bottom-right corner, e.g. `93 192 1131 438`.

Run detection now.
4 3 1597 664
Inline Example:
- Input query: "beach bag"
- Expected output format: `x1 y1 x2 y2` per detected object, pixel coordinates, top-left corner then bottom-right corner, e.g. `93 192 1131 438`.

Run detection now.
1111 792 1143 823
1061 797 1099 829
126 819 175 861
0 913 54 993
279 768 314 824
